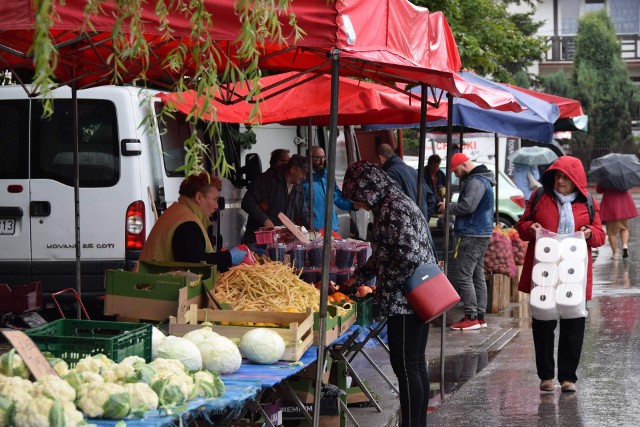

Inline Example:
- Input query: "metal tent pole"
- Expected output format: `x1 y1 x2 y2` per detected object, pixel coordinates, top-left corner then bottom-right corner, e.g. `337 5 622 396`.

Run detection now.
312 48 340 427
72 85 82 319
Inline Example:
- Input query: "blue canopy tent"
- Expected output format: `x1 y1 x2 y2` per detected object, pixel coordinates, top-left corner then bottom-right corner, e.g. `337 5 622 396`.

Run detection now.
364 71 560 144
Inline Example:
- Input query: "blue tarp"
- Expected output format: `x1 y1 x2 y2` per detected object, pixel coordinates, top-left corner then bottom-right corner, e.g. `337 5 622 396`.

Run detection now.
363 71 560 144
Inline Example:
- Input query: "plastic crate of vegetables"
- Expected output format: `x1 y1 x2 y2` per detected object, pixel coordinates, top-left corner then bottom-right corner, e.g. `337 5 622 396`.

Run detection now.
25 319 151 367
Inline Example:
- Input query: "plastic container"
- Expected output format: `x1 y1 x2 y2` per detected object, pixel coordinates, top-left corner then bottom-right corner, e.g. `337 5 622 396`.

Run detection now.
255 228 276 245
25 319 152 367
355 242 371 268
305 242 324 268
267 243 286 262
287 244 306 268
335 241 356 269
300 268 322 285
329 267 338 284
0 282 42 313
352 295 374 326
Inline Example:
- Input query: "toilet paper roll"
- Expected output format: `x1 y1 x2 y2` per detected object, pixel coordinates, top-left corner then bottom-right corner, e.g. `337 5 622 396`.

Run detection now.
560 237 587 261
531 262 559 287
530 286 559 321
535 237 561 263
556 283 586 319
558 259 585 284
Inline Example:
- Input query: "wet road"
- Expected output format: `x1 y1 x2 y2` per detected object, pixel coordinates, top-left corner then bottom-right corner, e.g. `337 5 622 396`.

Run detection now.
428 192 640 426
350 192 640 426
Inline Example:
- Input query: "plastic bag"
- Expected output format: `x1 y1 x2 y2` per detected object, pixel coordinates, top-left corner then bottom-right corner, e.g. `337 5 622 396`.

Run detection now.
529 229 588 320
484 231 517 277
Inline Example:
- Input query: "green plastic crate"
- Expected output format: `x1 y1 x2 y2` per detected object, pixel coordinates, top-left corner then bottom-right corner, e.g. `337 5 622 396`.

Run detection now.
25 319 151 367
353 296 374 326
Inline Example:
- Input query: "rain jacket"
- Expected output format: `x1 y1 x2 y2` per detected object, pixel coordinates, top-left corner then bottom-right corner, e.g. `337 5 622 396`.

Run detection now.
241 167 310 244
342 161 437 317
596 185 638 223
302 167 354 232
382 155 437 219
517 156 605 300
449 164 496 237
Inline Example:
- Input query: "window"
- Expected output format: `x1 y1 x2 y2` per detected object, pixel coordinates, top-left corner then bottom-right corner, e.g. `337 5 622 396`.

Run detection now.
157 106 192 177
31 100 120 187
0 101 29 179
610 0 640 33
560 0 580 35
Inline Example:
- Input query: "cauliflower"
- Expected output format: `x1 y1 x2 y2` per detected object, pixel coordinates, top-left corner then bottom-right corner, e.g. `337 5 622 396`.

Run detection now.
192 371 225 399
0 350 29 379
0 374 34 395
13 396 84 427
119 356 146 366
149 358 187 377
149 358 195 403
47 359 69 377
124 383 159 416
63 371 104 398
77 382 131 419
100 363 136 384
32 375 76 403
75 354 114 374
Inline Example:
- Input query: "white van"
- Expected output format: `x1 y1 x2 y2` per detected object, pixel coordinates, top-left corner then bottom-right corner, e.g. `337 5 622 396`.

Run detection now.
0 85 299 303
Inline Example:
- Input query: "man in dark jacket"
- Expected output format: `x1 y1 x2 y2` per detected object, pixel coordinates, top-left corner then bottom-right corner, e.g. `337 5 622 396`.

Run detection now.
376 143 437 220
438 153 495 330
241 154 310 249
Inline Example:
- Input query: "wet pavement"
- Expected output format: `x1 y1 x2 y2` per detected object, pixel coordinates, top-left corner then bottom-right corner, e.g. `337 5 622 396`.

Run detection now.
349 192 640 426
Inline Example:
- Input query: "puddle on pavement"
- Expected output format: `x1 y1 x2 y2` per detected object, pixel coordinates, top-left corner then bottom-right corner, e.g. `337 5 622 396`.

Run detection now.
427 351 498 411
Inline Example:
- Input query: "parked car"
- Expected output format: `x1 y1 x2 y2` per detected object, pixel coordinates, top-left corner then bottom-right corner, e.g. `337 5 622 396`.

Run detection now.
403 157 525 228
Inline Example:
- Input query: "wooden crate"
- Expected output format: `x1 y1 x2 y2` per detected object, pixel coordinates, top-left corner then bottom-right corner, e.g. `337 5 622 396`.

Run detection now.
169 305 313 362
511 265 524 302
486 274 511 314
313 304 357 346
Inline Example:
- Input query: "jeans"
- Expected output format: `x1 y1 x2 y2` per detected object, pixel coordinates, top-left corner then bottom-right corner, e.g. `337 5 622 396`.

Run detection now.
532 317 586 383
450 236 490 318
388 314 430 427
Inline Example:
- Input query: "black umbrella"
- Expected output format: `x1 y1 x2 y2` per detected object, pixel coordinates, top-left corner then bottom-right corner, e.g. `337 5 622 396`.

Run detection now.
589 153 640 191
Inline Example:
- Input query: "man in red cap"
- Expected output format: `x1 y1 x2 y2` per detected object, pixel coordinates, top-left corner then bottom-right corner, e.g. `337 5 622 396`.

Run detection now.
438 153 495 330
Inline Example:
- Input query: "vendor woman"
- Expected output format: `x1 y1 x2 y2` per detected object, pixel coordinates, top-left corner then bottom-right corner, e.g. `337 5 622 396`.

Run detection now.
138 173 247 272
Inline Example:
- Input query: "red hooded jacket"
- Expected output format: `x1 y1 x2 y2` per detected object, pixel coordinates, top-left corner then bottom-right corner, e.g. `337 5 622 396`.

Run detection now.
517 156 605 300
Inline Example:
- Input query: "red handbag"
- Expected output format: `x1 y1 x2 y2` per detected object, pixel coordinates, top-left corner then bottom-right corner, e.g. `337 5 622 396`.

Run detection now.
405 263 460 323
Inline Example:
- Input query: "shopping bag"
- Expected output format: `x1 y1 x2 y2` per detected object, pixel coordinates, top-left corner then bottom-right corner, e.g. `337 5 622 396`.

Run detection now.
404 264 460 323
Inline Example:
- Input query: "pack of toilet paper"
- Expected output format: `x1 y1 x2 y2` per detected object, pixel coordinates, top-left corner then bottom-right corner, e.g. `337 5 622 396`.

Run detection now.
530 229 588 319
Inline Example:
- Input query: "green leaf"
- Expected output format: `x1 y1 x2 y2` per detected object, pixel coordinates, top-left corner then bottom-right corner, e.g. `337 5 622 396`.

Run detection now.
103 392 132 419
49 400 65 427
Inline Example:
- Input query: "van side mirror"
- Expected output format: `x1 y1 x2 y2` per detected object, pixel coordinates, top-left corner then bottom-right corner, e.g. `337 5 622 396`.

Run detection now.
236 153 262 188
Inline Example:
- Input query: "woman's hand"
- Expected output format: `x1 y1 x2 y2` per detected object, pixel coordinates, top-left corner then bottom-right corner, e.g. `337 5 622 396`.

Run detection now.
529 222 542 233
581 226 592 240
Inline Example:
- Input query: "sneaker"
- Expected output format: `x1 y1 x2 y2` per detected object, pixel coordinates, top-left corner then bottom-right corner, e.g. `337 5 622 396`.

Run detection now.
623 248 629 259
478 319 488 328
451 316 481 330
540 379 555 392
561 381 577 392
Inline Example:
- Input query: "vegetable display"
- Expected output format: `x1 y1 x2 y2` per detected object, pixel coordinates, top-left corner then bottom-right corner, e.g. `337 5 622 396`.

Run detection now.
507 228 527 266
214 262 320 312
156 336 203 371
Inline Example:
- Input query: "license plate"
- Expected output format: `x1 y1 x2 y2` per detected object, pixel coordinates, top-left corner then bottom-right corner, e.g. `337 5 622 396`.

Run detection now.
0 218 16 235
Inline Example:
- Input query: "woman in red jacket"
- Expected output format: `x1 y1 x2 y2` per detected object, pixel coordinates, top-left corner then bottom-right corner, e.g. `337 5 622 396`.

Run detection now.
517 156 605 393
596 184 638 259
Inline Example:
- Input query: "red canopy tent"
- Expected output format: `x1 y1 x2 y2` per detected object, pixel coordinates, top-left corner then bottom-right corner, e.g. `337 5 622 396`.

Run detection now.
0 1 522 414
157 72 450 126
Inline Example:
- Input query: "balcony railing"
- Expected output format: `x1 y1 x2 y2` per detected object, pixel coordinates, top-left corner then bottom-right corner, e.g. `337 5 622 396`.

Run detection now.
544 34 640 62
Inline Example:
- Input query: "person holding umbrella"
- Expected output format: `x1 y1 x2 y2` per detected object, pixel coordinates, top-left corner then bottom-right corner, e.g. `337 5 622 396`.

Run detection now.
596 185 638 259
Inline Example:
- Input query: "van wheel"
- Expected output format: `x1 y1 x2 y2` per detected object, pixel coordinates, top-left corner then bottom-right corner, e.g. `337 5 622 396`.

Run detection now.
496 215 515 229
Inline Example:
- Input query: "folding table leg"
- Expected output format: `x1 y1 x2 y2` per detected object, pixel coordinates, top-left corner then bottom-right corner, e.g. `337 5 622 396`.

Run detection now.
334 351 382 412
282 379 314 423
339 398 361 427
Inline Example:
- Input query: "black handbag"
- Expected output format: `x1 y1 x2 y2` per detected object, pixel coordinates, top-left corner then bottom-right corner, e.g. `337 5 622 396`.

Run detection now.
404 263 460 323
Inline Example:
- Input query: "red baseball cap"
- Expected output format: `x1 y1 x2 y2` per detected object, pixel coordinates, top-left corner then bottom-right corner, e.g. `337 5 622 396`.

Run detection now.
450 153 470 172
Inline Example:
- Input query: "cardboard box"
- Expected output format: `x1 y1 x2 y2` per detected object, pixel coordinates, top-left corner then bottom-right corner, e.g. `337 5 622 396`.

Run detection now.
104 261 216 322
169 306 314 362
